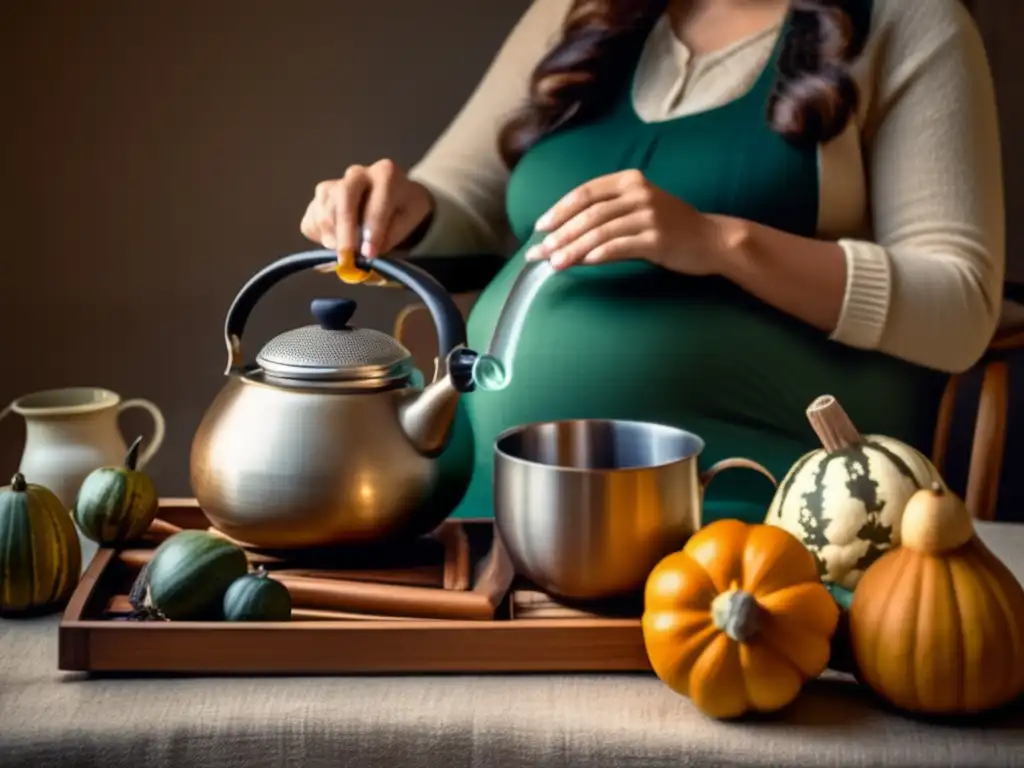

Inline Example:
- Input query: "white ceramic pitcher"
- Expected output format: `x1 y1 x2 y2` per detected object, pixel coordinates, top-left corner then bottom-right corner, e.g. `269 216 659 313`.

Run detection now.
0 387 165 571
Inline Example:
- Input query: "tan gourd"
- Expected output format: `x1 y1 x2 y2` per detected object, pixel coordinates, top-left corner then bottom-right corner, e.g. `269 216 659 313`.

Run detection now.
848 483 1024 714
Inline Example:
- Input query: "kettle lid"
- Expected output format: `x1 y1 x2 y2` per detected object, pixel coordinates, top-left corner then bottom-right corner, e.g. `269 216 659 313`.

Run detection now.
255 298 413 384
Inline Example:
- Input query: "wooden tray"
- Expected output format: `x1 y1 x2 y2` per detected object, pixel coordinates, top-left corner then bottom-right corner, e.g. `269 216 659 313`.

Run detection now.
59 499 650 675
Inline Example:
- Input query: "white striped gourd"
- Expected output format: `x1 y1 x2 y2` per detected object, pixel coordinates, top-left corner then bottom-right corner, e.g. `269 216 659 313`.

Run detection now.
765 395 943 590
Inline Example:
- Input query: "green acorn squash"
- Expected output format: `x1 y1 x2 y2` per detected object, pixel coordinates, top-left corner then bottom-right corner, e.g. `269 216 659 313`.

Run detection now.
0 473 82 615
765 395 943 590
223 568 292 622
141 530 248 620
74 435 159 545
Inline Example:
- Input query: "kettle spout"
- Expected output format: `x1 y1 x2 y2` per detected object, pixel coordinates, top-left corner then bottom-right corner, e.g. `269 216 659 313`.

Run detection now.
398 348 478 456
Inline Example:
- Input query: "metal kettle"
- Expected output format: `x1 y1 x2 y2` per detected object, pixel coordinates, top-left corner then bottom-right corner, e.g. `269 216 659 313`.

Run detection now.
189 249 480 549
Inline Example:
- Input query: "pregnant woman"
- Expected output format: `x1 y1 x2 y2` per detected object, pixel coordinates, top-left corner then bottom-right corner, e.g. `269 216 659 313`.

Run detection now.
300 0 1005 523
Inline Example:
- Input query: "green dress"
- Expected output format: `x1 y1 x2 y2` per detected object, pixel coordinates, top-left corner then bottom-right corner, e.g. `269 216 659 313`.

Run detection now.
439 1 947 524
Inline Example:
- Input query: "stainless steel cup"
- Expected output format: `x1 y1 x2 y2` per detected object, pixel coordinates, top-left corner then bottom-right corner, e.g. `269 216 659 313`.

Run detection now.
493 419 776 601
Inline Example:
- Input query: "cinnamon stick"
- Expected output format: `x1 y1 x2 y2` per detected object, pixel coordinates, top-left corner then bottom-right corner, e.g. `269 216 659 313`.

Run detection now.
270 573 495 621
806 395 862 453
118 548 279 570
140 518 183 544
435 522 471 591
116 550 443 588
203 525 443 567
273 567 441 587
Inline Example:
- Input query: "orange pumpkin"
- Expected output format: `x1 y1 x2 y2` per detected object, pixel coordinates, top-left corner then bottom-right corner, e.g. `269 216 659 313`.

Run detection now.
642 519 840 719
849 483 1024 715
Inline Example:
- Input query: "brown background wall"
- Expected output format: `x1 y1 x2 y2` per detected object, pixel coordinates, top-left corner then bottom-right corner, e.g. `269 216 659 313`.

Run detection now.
1 1 1022 513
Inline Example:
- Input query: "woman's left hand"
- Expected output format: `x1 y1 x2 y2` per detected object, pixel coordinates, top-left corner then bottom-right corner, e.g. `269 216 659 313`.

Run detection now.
527 169 727 275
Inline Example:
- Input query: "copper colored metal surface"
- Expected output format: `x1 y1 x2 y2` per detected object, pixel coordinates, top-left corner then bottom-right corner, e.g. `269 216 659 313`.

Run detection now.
189 250 474 550
494 419 775 601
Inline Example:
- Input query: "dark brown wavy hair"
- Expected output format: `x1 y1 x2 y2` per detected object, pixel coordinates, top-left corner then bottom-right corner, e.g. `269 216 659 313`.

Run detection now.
498 0 869 168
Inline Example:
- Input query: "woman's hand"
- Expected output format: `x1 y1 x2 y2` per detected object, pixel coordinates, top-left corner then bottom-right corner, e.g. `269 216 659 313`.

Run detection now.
526 170 729 275
300 159 434 259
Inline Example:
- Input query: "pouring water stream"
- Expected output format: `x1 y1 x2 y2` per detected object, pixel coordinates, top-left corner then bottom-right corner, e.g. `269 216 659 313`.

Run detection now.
470 259 557 392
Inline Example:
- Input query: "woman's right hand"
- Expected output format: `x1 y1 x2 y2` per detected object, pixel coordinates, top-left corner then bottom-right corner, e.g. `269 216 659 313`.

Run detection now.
300 159 434 260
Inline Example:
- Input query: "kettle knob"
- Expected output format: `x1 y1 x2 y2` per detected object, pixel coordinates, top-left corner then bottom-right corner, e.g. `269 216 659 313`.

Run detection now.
311 298 357 330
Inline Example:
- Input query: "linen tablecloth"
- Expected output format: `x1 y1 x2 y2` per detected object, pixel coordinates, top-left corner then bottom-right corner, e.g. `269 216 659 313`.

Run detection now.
2 522 1023 767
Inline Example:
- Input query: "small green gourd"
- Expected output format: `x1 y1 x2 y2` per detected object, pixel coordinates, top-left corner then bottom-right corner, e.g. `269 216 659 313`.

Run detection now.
223 567 292 622
140 530 248 620
0 473 81 615
74 436 159 545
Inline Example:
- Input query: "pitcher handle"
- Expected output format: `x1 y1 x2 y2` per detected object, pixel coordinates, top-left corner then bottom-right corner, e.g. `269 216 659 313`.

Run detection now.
700 458 778 491
0 403 10 426
117 399 166 469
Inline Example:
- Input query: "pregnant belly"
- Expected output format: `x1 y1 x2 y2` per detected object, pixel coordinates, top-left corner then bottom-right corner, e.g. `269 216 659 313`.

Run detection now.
468 258 825 434
450 252 944 518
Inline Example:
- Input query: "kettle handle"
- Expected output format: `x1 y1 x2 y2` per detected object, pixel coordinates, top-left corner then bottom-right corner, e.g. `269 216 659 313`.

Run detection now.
222 249 468 375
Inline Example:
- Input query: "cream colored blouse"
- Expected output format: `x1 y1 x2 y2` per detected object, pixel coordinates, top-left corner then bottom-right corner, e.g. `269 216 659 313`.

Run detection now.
408 0 1005 374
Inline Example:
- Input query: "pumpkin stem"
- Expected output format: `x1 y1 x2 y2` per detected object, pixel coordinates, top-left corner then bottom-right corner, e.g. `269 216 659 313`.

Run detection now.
711 589 764 643
10 473 27 492
806 395 862 453
124 436 144 471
